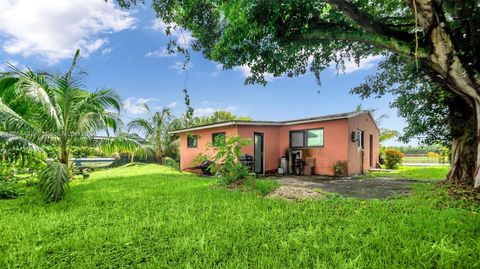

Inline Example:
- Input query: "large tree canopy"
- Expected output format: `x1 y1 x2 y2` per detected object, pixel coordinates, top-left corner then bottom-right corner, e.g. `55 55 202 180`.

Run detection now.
116 0 480 188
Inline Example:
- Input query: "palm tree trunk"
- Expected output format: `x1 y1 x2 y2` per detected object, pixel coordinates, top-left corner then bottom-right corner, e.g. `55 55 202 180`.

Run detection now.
60 142 69 165
157 147 163 164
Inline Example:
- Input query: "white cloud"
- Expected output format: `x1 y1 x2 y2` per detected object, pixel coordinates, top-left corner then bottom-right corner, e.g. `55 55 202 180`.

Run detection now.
210 64 223 77
101 47 113 56
338 55 383 74
145 47 176 58
202 100 220 105
194 105 236 117
167 101 178 109
169 61 193 73
0 0 136 63
123 97 160 114
150 19 195 49
234 65 276 81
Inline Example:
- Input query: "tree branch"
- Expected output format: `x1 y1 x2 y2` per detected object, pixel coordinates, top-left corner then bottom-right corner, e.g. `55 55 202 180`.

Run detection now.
288 27 428 58
325 0 413 42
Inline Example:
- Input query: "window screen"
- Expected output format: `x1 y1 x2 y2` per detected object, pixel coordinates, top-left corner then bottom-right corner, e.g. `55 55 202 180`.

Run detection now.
307 129 324 147
187 135 198 148
290 131 305 148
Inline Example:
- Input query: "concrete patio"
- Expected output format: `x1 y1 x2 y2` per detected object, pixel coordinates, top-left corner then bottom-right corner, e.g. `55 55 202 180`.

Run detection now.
272 175 427 199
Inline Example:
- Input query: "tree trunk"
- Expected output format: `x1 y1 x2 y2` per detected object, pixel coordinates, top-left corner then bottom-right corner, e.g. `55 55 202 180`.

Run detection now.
60 142 69 165
413 0 480 189
448 135 476 185
474 101 480 188
157 147 163 164
446 96 477 185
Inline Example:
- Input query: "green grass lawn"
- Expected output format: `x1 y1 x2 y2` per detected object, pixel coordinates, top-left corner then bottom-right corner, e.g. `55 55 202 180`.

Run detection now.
1 164 479 268
359 165 450 180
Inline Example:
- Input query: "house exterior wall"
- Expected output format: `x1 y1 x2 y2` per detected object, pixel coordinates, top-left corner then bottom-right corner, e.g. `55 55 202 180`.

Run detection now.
277 119 350 175
177 114 379 176
236 125 281 173
179 125 238 171
347 114 380 175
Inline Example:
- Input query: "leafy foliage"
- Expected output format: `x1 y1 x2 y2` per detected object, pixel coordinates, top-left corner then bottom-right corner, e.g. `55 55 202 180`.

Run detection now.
0 181 22 199
171 111 252 131
0 50 141 201
38 161 69 202
383 149 404 169
162 156 179 170
354 104 399 143
0 161 16 180
69 146 103 158
192 153 210 167
207 135 251 184
127 104 174 162
351 55 452 146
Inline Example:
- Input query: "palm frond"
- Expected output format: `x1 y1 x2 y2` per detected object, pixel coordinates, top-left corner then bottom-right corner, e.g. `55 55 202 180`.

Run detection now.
93 134 144 155
38 161 69 202
10 67 62 127
0 77 19 103
0 99 38 135
0 131 45 160
94 88 121 112
379 128 400 142
127 118 154 135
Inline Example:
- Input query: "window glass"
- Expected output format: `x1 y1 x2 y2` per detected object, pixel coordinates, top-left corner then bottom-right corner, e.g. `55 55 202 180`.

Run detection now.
307 129 324 147
187 135 198 148
290 131 304 147
357 130 364 149
212 132 226 147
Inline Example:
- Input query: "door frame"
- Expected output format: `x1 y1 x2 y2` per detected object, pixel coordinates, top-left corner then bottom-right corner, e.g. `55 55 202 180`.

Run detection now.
253 132 264 174
369 134 373 167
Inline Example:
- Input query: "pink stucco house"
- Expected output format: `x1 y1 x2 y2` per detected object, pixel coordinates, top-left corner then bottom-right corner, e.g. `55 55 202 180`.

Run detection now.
171 111 379 176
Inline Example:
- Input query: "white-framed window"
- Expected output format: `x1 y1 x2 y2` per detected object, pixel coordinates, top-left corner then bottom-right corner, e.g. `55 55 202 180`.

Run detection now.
290 129 324 148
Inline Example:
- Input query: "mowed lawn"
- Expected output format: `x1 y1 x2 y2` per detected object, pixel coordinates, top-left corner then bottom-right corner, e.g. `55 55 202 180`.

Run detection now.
1 165 479 268
360 165 451 180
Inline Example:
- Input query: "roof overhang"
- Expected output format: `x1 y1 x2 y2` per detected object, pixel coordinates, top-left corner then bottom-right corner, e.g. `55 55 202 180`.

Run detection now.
169 111 377 134
168 121 280 134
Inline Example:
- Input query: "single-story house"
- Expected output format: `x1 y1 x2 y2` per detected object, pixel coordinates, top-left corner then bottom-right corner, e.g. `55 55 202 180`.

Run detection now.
170 111 379 176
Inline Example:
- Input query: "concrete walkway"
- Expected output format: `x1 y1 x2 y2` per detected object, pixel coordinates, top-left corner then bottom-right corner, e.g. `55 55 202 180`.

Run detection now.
273 176 427 199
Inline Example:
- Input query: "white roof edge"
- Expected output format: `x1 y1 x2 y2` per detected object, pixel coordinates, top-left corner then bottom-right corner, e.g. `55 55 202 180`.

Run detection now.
169 111 371 134
169 122 237 134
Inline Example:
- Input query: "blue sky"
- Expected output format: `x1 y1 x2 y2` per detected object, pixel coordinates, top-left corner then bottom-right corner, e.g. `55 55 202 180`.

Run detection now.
0 0 414 146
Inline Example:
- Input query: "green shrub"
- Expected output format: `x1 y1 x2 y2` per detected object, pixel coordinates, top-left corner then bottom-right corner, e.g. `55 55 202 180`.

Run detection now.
0 161 15 180
384 149 404 169
192 153 209 167
162 157 179 170
70 146 103 158
0 181 21 199
208 135 251 184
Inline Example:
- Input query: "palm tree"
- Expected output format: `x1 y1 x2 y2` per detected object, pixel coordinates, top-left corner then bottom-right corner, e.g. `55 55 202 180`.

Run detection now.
354 104 399 142
127 104 172 163
0 50 139 201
